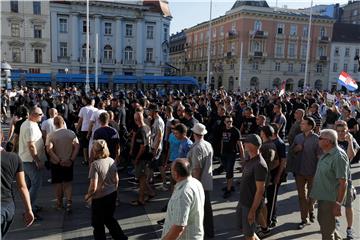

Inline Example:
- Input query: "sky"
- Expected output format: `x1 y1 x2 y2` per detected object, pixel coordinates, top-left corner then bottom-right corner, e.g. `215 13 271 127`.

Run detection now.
168 0 350 34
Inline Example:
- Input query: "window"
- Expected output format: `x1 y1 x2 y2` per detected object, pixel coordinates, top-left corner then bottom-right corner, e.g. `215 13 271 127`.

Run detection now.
275 62 280 71
353 10 358 16
125 24 133 37
124 46 133 60
288 43 296 57
301 44 307 58
354 64 358 73
276 42 284 57
82 44 91 58
231 42 236 53
288 63 294 72
344 63 348 72
147 25 154 39
164 27 168 41
59 42 68 57
33 1 41 15
200 33 204 42
316 64 323 73
34 25 42 38
83 20 90 33
334 47 339 56
320 27 325 37
104 45 112 59
303 26 308 37
290 25 297 36
333 63 338 72
355 49 359 57
34 49 42 63
277 23 284 34
146 48 153 62
12 48 21 62
318 46 324 57
252 62 259 70
254 20 262 31
252 41 261 52
59 18 68 33
220 26 224 36
345 48 350 57
105 22 112 35
199 64 202 71
212 28 216 38
11 23 20 37
300 63 306 72
10 1 18 13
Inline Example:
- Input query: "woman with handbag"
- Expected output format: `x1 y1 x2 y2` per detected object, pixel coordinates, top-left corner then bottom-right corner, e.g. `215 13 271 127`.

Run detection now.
85 140 128 240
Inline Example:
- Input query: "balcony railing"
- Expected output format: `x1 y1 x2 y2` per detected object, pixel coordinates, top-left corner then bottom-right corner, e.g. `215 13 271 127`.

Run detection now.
249 30 268 38
227 30 238 39
254 51 263 58
80 57 95 63
57 56 70 63
102 58 116 64
121 59 136 65
319 56 327 61
318 36 330 43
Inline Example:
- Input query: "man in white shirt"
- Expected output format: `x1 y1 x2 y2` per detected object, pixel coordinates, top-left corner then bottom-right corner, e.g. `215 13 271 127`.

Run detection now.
41 108 67 143
19 107 47 220
76 96 96 165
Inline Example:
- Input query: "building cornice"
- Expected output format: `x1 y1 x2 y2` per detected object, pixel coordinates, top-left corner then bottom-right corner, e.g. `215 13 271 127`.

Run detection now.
7 16 24 24
8 40 25 47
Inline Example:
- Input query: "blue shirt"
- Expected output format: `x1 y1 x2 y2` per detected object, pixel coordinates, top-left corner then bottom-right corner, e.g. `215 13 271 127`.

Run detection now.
178 138 193 158
169 133 181 161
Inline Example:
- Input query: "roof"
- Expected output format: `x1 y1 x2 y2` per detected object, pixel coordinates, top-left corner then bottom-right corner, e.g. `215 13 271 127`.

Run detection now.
143 0 172 17
231 0 269 10
332 22 360 43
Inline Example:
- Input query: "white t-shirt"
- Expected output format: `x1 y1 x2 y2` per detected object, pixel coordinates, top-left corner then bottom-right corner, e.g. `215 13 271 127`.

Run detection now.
41 118 67 135
18 119 47 163
78 105 97 132
90 109 107 136
151 115 165 150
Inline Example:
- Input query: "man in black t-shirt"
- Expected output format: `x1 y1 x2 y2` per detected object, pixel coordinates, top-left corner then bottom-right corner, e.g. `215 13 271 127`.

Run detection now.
221 116 243 198
1 136 34 236
240 107 257 135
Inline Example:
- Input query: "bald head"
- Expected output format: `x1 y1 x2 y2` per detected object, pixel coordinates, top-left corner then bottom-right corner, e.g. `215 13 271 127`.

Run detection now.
172 158 191 178
49 108 58 118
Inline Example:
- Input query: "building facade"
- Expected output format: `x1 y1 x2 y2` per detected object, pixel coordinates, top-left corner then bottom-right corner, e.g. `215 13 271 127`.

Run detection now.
184 0 335 91
169 30 186 76
1 0 51 73
340 0 360 25
329 22 360 90
50 0 172 77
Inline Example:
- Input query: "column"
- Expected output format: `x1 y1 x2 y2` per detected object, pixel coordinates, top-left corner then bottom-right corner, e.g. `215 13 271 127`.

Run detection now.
115 17 122 63
155 20 162 66
136 19 144 65
94 15 102 65
70 13 79 62
50 11 58 62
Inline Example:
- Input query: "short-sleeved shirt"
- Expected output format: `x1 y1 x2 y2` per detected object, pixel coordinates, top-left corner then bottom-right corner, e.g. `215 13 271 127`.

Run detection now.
187 139 213 191
88 157 118 199
221 127 241 154
310 147 349 202
291 132 321 176
78 105 97 131
310 112 322 128
239 154 268 208
151 116 165 150
1 151 23 203
14 118 27 135
273 137 286 160
93 126 120 159
41 118 67 136
178 138 193 158
18 119 47 163
90 109 107 135
46 128 79 162
169 133 181 161
133 125 151 161
241 117 257 135
162 177 205 240
273 113 287 137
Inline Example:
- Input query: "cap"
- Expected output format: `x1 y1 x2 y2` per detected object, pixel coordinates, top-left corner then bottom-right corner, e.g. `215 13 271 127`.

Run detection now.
242 134 262 147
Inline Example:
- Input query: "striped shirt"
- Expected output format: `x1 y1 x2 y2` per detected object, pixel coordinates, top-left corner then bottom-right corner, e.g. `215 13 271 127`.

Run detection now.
162 177 205 240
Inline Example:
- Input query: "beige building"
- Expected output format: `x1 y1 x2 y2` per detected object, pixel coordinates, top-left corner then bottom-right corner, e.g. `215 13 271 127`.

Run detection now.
1 1 51 73
184 0 335 91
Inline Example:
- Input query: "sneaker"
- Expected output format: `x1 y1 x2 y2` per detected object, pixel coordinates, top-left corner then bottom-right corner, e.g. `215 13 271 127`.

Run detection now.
269 220 277 228
65 204 72 214
157 218 165 226
346 227 354 240
309 213 315 223
223 191 232 199
298 220 309 230
257 227 271 238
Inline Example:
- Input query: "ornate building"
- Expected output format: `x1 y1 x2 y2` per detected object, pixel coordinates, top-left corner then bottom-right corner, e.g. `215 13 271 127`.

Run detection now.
169 30 186 76
184 0 335 91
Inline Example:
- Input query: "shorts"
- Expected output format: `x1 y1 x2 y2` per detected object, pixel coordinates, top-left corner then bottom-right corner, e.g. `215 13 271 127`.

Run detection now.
221 153 236 179
236 202 259 238
134 160 148 178
51 163 74 183
79 131 89 149
148 149 163 170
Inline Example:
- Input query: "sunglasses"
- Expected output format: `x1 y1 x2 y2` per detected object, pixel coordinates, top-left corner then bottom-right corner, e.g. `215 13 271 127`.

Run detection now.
319 137 330 141
226 121 233 123
33 113 43 116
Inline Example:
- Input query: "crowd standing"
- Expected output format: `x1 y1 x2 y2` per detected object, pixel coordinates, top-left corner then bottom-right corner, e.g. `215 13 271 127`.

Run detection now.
1 85 359 240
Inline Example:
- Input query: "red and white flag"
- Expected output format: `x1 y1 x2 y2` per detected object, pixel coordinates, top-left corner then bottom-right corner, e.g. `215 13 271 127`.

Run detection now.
279 80 286 97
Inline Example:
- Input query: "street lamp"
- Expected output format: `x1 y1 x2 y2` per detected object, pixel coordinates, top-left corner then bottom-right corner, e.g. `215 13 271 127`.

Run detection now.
65 67 68 74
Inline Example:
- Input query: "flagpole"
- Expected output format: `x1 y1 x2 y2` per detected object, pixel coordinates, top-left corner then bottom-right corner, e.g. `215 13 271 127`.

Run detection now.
206 0 213 92
95 33 99 91
238 41 243 92
86 0 90 94
303 0 313 91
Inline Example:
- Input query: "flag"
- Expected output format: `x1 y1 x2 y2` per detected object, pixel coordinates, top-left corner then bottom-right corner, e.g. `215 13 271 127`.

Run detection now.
338 71 358 91
279 80 286 97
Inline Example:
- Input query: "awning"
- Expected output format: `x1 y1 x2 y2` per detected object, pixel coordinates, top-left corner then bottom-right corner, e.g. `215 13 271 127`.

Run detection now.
113 75 138 84
56 74 109 84
143 76 198 85
25 73 51 82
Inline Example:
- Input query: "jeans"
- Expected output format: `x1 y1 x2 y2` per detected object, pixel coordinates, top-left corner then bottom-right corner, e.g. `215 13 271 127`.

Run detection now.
92 191 127 240
1 201 15 238
23 162 43 208
204 191 214 238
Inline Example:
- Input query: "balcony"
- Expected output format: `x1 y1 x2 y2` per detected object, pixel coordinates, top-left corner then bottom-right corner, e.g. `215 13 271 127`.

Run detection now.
101 58 116 64
227 30 238 39
80 57 95 63
254 51 263 58
283 71 298 76
276 34 285 39
289 34 298 41
249 30 268 38
57 56 70 63
121 59 136 65
185 42 192 48
225 52 234 58
318 36 330 43
319 56 328 61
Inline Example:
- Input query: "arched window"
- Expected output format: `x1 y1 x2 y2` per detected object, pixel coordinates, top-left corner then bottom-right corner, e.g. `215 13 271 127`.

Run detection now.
298 79 304 89
314 79 322 90
104 45 113 60
252 41 261 52
218 76 223 89
124 46 133 61
82 44 91 58
229 76 234 91
320 27 325 37
286 79 294 91
250 77 259 89
318 46 324 57
254 20 262 31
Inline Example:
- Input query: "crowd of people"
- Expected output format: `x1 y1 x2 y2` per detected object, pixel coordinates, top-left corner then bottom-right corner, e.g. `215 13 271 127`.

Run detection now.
1 85 359 240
